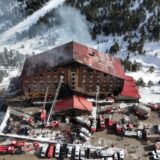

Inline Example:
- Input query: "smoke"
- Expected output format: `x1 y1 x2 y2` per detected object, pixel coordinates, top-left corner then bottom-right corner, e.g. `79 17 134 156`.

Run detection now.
0 3 93 48
42 5 93 45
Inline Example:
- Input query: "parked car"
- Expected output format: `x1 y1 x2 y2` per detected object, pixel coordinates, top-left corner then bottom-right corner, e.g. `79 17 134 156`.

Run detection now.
55 143 61 158
154 142 160 150
67 146 73 158
40 144 48 157
91 119 97 132
80 127 91 137
114 152 119 160
153 154 160 160
79 132 89 141
75 145 80 160
124 130 137 137
151 150 160 155
80 147 85 160
47 144 54 158
96 149 108 157
157 125 160 134
118 150 125 160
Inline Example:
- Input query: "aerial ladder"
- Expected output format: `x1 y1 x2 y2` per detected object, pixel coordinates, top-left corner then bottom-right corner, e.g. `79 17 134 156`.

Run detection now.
40 87 49 122
47 75 63 125
91 86 100 132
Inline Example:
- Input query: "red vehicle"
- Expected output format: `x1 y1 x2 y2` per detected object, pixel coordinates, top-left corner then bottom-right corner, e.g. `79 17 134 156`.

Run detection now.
147 103 160 111
11 140 26 147
41 110 47 121
46 121 59 128
0 145 15 154
47 144 54 158
106 118 114 128
116 123 124 134
99 115 105 130
33 142 40 149
91 119 96 133
155 142 160 150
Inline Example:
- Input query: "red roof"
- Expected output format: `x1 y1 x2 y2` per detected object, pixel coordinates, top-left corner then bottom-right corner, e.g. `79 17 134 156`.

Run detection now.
21 41 125 79
73 42 125 79
54 95 93 113
120 76 141 99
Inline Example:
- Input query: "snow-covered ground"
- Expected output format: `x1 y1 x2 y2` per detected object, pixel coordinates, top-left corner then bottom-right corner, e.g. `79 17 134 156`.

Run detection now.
0 68 20 89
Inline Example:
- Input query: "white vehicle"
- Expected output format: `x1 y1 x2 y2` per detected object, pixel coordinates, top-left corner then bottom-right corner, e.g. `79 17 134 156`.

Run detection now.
79 132 89 141
75 145 80 160
157 125 160 134
114 152 119 160
80 147 85 160
75 117 90 127
55 143 61 158
118 150 125 159
151 150 160 155
124 130 137 137
96 150 108 157
153 154 160 160
80 127 91 137
40 144 48 157
91 119 97 132
137 130 142 138
67 146 73 158
106 157 113 160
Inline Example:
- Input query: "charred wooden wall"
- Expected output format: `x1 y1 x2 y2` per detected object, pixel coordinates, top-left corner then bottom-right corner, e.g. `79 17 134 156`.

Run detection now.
22 62 124 100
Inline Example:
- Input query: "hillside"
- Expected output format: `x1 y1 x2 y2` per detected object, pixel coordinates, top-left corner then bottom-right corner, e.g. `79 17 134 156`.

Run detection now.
0 0 159 103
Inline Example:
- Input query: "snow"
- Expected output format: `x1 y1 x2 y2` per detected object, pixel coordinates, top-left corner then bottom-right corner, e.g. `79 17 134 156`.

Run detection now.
0 108 10 133
0 0 66 44
139 87 160 103
130 0 143 11
0 68 20 89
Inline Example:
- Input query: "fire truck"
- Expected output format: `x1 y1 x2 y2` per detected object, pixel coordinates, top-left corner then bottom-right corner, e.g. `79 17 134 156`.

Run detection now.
0 145 15 154
132 104 151 118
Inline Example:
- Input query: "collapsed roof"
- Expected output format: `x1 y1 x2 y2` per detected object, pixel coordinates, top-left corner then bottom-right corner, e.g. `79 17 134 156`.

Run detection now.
21 41 125 80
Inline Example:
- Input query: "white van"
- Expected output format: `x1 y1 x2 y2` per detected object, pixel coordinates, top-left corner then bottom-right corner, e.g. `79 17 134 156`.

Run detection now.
67 145 73 158
118 150 125 159
75 145 80 160
80 127 91 137
55 143 61 158
40 144 48 157
80 147 85 160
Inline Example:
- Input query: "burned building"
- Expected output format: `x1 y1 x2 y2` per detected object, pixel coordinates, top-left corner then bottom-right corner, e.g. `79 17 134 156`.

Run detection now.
20 41 126 100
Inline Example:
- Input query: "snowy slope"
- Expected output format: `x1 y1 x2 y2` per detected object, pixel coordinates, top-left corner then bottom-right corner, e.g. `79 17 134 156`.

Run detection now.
0 0 66 44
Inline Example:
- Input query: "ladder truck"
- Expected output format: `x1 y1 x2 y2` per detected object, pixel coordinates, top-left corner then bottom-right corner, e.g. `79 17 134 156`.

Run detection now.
40 87 49 122
46 75 63 127
91 86 100 132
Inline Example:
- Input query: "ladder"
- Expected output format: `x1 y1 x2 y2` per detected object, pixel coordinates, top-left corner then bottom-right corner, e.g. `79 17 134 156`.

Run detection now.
42 87 49 110
47 75 63 124
95 85 100 120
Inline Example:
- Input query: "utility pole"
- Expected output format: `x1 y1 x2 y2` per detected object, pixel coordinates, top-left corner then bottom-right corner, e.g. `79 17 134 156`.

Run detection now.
47 75 63 124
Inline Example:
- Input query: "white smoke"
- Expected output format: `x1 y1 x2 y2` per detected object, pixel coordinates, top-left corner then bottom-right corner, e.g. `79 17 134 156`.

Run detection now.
41 5 93 46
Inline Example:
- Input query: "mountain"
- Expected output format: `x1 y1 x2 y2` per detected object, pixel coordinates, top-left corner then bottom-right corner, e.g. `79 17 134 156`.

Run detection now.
0 0 159 103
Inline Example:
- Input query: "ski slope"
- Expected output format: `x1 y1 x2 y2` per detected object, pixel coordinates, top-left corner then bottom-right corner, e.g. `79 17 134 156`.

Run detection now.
0 0 66 44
